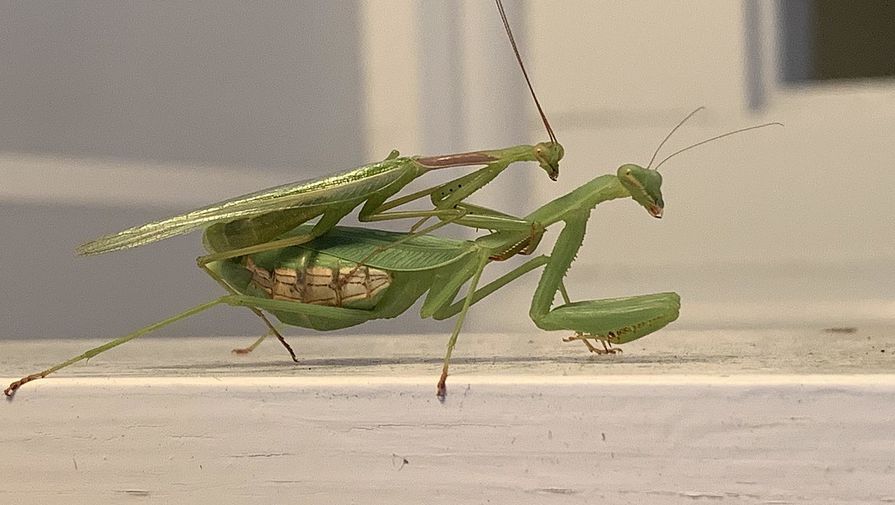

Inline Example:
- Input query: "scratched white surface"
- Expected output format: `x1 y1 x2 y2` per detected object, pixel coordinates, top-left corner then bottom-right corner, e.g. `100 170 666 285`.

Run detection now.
2 329 895 504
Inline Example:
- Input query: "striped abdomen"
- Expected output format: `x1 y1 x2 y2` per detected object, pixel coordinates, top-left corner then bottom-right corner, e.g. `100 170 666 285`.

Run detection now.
245 257 390 308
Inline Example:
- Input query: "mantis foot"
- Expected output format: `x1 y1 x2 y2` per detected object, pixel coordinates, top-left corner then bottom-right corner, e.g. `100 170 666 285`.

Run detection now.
5 373 46 397
231 334 267 356
277 335 299 363
232 332 297 362
562 333 622 355
436 374 448 403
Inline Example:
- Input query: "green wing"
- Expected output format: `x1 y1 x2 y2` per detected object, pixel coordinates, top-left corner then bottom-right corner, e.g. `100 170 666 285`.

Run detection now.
299 226 475 272
76 157 415 256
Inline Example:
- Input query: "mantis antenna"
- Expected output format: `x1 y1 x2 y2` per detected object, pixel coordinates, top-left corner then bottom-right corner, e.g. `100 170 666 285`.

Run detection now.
652 121 783 171
646 107 782 171
646 107 706 169
495 0 557 144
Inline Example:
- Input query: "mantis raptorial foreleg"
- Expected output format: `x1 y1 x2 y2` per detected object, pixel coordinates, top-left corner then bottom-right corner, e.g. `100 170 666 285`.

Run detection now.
363 158 517 219
305 162 539 267
527 213 680 347
425 206 677 395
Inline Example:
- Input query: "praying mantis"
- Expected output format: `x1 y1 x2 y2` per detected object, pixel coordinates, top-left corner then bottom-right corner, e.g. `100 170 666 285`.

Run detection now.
4 109 779 398
71 0 560 360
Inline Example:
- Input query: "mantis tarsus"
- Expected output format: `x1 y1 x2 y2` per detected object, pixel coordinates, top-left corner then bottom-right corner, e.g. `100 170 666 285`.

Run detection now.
4 110 780 398
72 0 560 360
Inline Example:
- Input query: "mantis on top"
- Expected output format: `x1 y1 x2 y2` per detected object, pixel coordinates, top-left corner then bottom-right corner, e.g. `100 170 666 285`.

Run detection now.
73 0 561 359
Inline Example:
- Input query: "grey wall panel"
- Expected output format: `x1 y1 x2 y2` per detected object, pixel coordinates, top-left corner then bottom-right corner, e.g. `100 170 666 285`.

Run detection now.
0 1 364 170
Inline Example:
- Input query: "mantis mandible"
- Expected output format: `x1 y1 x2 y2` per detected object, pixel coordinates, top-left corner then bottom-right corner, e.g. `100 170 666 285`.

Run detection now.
72 0 561 359
5 110 780 398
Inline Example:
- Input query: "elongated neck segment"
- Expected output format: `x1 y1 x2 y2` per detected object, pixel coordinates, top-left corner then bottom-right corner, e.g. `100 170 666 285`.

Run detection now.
415 145 537 170
525 174 630 226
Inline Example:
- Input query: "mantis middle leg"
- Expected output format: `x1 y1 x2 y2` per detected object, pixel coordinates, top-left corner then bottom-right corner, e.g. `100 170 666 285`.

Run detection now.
420 251 556 399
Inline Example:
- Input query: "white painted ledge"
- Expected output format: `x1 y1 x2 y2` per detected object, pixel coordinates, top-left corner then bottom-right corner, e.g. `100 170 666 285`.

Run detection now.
2 328 894 504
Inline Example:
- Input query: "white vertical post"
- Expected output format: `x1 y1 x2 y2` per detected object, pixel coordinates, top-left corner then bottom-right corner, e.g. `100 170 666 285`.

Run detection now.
417 1 464 154
360 0 422 159
414 0 533 215
458 0 533 216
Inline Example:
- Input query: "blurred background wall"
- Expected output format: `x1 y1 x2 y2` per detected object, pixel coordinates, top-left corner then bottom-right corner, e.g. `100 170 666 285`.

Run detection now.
1 0 892 341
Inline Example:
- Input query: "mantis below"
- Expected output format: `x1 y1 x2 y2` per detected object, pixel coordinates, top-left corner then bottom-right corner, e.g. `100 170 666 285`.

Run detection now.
4 111 780 398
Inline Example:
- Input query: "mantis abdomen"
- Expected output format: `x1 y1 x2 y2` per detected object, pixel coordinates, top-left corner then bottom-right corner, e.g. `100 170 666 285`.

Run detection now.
242 255 391 310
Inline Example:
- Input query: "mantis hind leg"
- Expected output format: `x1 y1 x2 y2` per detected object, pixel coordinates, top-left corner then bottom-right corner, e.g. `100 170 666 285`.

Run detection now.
529 214 680 351
5 298 229 397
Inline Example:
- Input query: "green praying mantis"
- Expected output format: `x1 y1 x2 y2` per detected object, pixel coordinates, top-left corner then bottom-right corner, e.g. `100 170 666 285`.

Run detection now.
4 107 779 398
70 0 561 362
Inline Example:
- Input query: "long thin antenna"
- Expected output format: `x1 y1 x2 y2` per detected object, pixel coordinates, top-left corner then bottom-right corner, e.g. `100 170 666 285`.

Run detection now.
653 122 783 171
495 0 557 144
646 107 705 169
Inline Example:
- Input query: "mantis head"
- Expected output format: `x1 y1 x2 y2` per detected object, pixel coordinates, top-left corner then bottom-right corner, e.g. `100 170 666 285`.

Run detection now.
618 164 664 218
495 0 561 182
534 141 563 181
